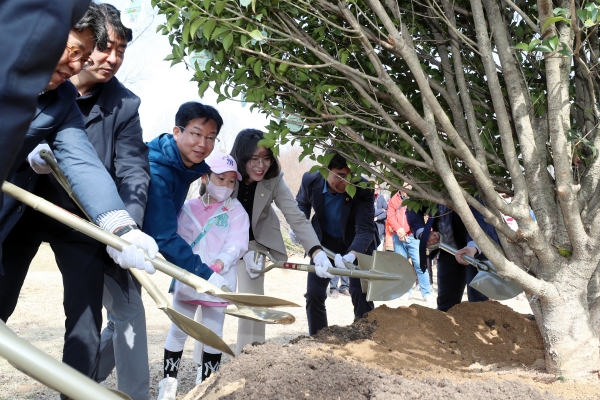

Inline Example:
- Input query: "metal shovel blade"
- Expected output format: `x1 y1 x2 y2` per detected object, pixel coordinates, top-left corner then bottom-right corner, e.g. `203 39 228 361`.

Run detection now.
356 251 415 302
162 306 233 355
219 285 296 324
469 270 524 301
223 307 296 325
429 242 524 300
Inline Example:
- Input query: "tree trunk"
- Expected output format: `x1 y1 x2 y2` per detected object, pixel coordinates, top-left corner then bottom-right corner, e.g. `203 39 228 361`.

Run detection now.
535 288 600 377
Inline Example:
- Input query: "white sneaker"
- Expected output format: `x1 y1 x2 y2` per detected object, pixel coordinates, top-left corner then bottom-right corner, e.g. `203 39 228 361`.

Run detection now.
157 377 177 400
423 294 436 304
400 291 412 300
195 365 203 385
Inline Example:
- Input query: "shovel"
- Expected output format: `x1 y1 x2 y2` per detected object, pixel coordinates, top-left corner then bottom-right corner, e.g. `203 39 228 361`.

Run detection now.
252 248 414 302
427 242 524 300
0 320 130 400
38 149 297 328
2 181 299 309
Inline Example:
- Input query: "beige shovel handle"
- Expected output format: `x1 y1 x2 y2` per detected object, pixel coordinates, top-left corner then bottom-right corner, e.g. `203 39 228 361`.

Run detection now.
0 321 127 400
427 242 489 271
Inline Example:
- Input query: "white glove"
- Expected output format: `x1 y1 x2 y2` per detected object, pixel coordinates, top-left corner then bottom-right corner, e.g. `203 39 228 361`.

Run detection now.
27 143 55 174
313 251 334 279
289 229 300 245
207 270 228 289
334 253 356 269
243 251 264 279
106 229 158 274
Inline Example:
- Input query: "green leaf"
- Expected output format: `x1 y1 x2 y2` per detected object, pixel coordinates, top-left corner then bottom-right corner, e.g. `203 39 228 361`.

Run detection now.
182 22 190 45
248 30 264 42
515 43 530 52
198 81 210 97
336 118 349 125
557 247 572 258
214 0 227 15
190 18 204 38
211 26 229 40
253 60 262 77
203 19 217 40
345 184 357 197
548 36 559 51
541 16 571 31
223 32 234 50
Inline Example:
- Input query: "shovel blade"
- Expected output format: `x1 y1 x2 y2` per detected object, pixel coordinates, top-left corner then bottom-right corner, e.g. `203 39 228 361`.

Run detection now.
215 292 299 308
357 251 415 301
469 270 524 300
223 306 296 325
163 307 233 356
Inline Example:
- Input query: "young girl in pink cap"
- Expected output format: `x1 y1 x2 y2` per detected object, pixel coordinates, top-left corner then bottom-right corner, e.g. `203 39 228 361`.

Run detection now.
158 152 249 399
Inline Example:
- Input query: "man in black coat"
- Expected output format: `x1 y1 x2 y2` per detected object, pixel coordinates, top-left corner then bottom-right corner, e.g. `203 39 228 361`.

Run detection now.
1 5 151 399
296 152 376 335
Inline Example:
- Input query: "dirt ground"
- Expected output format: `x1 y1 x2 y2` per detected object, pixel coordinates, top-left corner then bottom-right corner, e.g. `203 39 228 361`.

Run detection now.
1 244 599 399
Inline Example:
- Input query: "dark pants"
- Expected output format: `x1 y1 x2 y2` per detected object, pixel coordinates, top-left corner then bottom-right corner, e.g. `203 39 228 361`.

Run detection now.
0 205 105 379
436 252 487 312
305 233 374 336
0 0 91 183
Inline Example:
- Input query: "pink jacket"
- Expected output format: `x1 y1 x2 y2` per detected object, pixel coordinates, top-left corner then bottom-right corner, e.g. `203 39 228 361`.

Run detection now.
173 196 250 304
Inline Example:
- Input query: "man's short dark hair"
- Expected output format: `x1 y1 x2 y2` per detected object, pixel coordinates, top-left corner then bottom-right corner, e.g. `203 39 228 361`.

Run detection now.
96 3 133 50
230 129 281 181
72 3 133 51
175 101 224 134
326 150 348 170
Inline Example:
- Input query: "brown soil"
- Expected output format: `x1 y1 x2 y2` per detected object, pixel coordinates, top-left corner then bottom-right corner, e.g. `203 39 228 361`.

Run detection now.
2 249 600 400
186 302 599 400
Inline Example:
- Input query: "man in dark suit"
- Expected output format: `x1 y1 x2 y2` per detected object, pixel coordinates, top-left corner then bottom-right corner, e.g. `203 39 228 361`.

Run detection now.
23 5 151 399
0 6 157 389
407 204 499 311
296 152 376 335
0 0 91 184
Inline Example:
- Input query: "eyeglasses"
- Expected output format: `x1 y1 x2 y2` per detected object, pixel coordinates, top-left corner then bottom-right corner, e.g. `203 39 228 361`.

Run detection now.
248 156 272 167
65 42 94 68
178 126 220 144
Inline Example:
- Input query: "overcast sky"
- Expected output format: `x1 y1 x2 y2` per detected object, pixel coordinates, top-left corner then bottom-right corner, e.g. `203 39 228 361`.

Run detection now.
108 0 270 151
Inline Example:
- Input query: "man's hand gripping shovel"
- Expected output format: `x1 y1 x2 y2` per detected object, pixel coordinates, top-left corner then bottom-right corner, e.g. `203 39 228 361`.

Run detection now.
250 247 415 302
427 242 523 300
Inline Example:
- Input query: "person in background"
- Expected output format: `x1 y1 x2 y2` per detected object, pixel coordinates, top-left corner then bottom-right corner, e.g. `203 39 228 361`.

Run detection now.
158 153 249 400
374 184 388 250
387 188 434 303
223 129 333 356
296 151 376 336
407 204 498 311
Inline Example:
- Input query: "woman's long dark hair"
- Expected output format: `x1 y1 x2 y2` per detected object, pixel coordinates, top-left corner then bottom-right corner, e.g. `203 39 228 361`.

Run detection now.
230 129 280 182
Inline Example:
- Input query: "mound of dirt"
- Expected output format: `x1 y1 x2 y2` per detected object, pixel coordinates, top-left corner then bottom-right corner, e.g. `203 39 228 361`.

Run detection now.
185 302 562 400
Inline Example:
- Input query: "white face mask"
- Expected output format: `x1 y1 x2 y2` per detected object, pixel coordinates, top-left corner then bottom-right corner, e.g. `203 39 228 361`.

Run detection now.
207 181 233 202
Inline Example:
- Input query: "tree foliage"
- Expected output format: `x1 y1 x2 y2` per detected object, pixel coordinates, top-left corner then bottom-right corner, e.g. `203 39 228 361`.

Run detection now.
153 0 600 376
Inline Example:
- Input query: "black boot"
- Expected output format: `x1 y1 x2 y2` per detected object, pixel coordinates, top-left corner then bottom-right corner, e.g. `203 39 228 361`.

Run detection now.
200 351 222 382
163 348 183 379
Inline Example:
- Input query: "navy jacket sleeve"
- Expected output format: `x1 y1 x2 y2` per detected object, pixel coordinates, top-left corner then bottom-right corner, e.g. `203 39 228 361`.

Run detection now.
143 172 212 280
348 185 377 254
467 206 500 246
406 209 427 236
295 172 312 219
